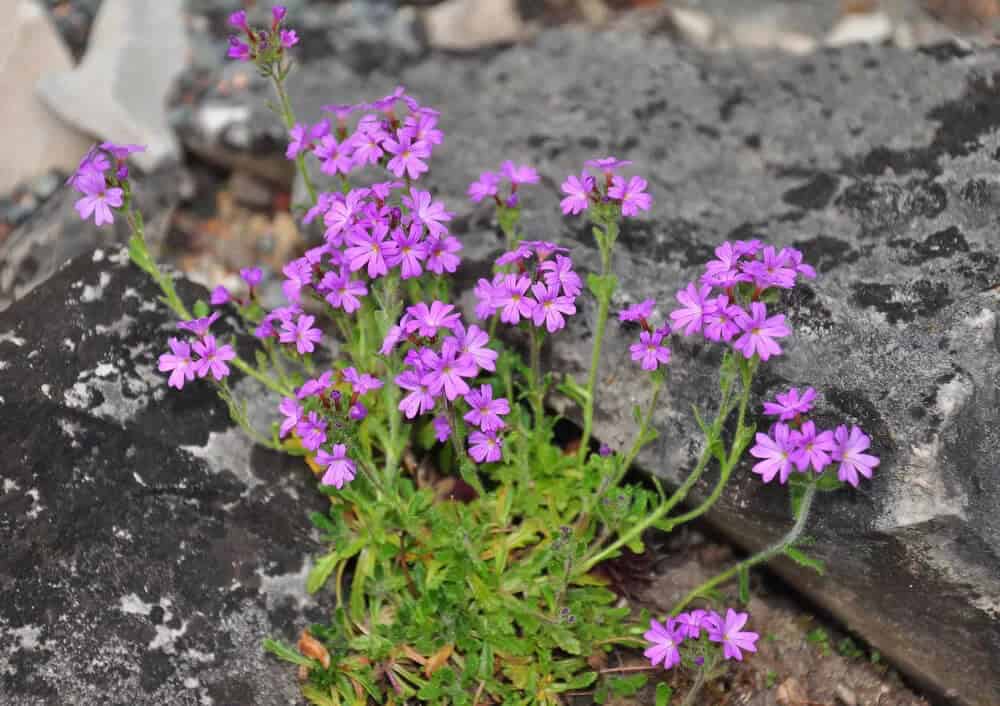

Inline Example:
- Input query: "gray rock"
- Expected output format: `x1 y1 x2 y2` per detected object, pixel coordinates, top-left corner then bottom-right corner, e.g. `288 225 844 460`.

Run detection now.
0 0 93 194
38 0 189 172
0 249 328 704
0 165 181 311
179 29 1000 704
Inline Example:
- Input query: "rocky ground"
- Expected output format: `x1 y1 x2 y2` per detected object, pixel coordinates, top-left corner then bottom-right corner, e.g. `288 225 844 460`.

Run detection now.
3 1 1000 704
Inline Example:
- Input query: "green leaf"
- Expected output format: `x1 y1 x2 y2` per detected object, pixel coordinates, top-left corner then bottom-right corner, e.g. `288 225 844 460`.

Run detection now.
816 470 845 491
586 273 619 301
738 564 750 604
548 626 583 655
193 299 210 318
557 374 590 407
263 638 316 668
655 682 674 706
608 674 647 696
307 551 340 594
784 546 825 575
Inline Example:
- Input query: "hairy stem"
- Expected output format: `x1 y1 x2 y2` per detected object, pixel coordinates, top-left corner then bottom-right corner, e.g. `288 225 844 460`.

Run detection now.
529 326 545 425
269 69 318 206
670 481 817 615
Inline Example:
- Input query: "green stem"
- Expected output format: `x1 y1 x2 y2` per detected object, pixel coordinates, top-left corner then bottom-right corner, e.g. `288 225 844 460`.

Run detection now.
230 357 294 397
616 374 663 484
529 326 545 425
576 289 611 464
574 364 754 575
269 69 317 206
680 660 712 706
670 481 818 615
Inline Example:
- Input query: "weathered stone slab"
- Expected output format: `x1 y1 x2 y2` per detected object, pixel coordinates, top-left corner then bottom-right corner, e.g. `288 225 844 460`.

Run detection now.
0 0 92 194
174 29 1000 704
0 251 327 704
38 0 189 172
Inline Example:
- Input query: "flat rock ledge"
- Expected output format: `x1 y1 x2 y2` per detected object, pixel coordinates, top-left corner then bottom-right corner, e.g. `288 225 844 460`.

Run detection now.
0 250 328 705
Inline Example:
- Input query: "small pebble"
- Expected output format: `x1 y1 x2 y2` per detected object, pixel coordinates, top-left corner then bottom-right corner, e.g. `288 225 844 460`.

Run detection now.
835 683 858 706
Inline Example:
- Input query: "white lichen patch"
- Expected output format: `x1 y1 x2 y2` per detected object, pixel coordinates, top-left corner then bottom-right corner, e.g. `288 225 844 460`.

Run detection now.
94 362 117 378
3 479 19 493
876 436 968 531
94 313 136 338
196 103 251 137
63 338 76 352
25 489 44 520
92 249 105 262
40 383 51 398
935 374 973 420
255 559 313 611
119 593 156 616
182 427 259 495
113 526 133 541
108 248 130 266
62 353 159 424
0 331 26 347
63 382 94 410
119 594 189 653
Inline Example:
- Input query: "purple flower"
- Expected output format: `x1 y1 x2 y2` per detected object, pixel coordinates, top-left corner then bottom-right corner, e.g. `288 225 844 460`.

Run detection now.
749 423 799 484
669 282 715 336
763 386 817 421
281 258 313 304
405 301 461 338
384 133 430 180
784 247 817 280
424 235 462 275
619 299 655 323
349 402 367 421
396 370 435 419
297 372 334 399
229 10 249 30
272 6 287 24
468 430 503 464
743 245 797 290
531 282 576 333
630 331 671 371
68 147 110 187
280 29 298 48
832 425 879 487
241 267 262 288
73 172 123 227
463 384 510 432
609 175 652 216
317 444 356 489
733 302 791 361
540 255 582 298
280 314 322 354
210 285 230 306
585 156 632 174
703 296 742 343
451 324 497 372
343 367 384 395
100 142 145 160
192 335 235 381
321 269 367 314
286 120 330 159
227 36 251 61
560 173 593 215
433 415 451 442
497 274 535 325
391 224 427 280
403 188 452 238
708 609 759 662
158 338 196 390
495 243 533 267
422 339 478 401
296 412 327 451
473 275 504 320
702 241 749 288
348 123 386 166
468 171 500 203
315 135 354 176
675 610 711 640
500 161 539 186
178 311 221 338
794 421 836 473
401 111 443 146
323 189 367 243
346 223 397 278
643 619 682 670
381 316 410 357
278 397 303 438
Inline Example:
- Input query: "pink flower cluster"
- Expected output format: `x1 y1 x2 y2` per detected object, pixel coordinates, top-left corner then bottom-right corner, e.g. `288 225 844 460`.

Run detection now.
670 240 816 361
158 312 236 389
227 6 298 63
619 299 672 371
560 157 652 217
644 608 759 670
286 86 443 182
276 367 383 488
68 143 145 226
467 161 540 208
474 242 581 333
382 301 508 464
750 387 880 487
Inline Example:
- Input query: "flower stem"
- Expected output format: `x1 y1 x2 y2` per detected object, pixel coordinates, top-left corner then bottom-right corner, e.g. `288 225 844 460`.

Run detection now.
268 68 317 206
616 373 663 484
529 326 545 425
670 480 817 615
680 661 711 706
